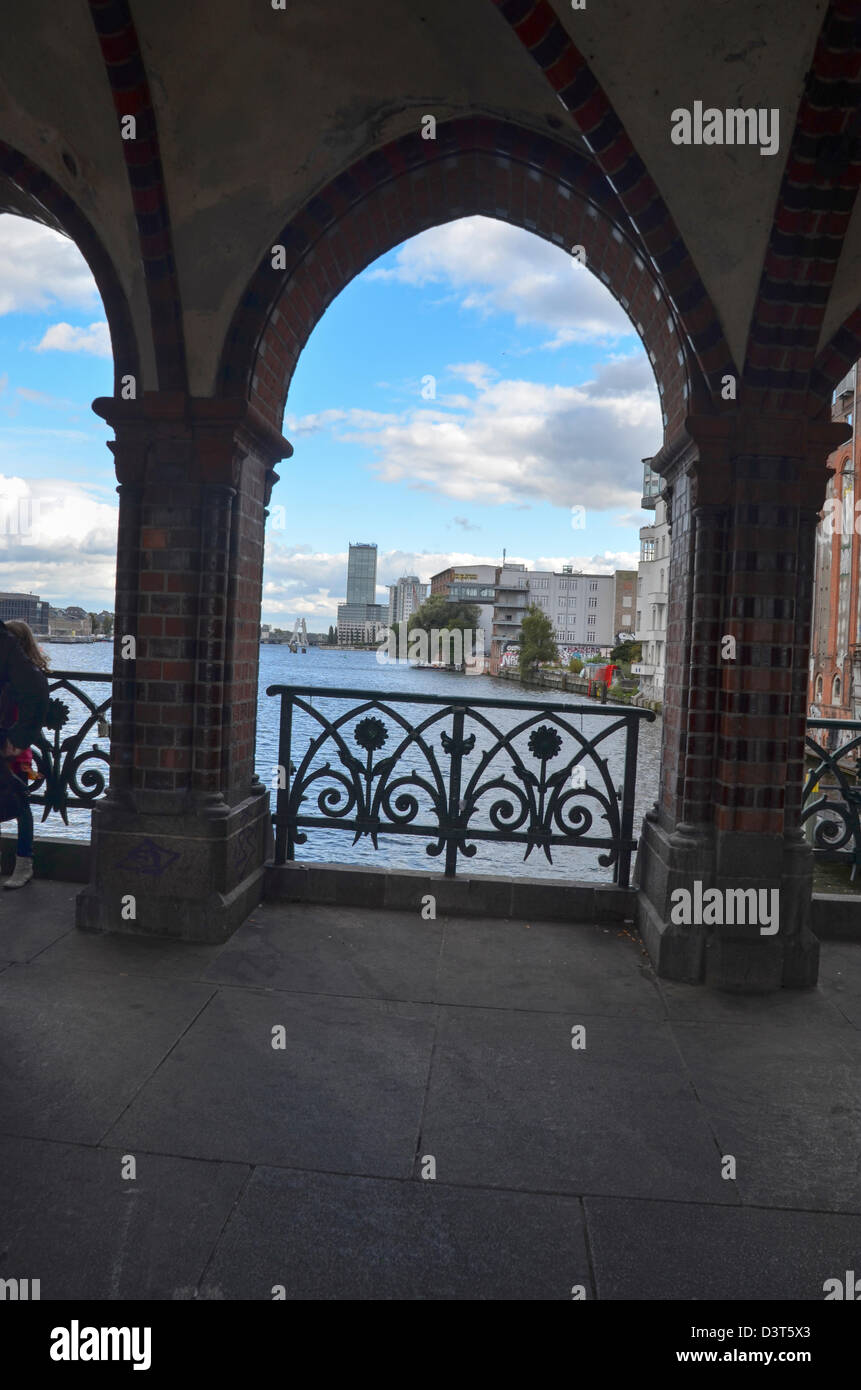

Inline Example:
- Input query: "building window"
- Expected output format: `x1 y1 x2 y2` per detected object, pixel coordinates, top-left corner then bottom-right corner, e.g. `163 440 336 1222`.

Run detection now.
833 674 842 703
640 540 655 562
622 596 632 607
815 674 823 700
660 569 664 589
589 581 598 591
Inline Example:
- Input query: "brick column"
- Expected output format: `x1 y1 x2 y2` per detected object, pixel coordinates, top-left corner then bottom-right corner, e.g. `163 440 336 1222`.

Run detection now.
636 411 850 991
76 394 291 941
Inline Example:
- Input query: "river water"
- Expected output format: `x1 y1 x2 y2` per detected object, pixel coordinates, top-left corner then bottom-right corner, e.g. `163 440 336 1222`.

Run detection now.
35 643 663 883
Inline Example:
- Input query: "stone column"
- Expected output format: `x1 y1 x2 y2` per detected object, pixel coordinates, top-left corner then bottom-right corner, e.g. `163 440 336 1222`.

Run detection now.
636 411 851 991
76 394 291 941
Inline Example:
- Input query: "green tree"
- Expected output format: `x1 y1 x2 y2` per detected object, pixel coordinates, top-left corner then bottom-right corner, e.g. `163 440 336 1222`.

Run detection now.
407 595 481 663
610 639 641 665
327 624 336 645
568 656 584 674
519 604 558 677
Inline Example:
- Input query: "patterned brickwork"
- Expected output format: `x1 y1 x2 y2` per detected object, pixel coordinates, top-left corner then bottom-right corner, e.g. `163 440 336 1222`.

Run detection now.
744 0 861 414
88 0 187 393
218 118 693 445
95 397 290 806
488 0 734 404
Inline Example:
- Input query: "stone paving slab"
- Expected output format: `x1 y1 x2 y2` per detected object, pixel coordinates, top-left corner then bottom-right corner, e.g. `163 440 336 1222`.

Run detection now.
0 879 77 964
817 943 861 1030
656 973 849 1029
0 1133 249 1300
5 885 861 1299
204 1165 591 1300
420 1007 735 1203
107 987 438 1175
203 902 444 1000
672 1020 861 1213
36 923 224 980
584 1195 861 1300
0 962 215 1144
435 916 663 1016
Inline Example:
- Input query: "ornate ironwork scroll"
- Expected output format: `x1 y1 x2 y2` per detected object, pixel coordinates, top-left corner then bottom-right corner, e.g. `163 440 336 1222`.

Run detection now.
803 720 861 869
27 671 112 823
267 684 655 886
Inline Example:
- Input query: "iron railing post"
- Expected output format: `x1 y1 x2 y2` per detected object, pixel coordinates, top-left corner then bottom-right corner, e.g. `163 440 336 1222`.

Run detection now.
444 705 466 877
274 692 293 864
617 712 641 887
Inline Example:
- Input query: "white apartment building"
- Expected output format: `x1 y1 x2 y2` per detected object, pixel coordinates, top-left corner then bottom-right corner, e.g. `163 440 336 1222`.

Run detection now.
387 575 428 626
633 458 670 700
491 562 615 670
527 566 615 649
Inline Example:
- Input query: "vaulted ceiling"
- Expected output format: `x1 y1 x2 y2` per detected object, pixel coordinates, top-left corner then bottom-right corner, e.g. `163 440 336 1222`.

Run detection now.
1 0 858 414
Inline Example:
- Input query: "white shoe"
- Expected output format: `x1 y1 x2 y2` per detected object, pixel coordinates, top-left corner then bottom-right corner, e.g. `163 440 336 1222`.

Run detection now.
4 856 33 889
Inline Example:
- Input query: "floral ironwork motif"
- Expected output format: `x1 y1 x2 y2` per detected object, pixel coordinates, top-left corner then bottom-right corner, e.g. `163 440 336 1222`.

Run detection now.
354 717 388 752
267 683 654 886
527 725 563 761
28 673 112 824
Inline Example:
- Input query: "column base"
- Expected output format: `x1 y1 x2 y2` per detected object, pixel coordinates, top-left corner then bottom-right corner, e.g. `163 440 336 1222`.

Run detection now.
75 787 273 942
634 817 819 992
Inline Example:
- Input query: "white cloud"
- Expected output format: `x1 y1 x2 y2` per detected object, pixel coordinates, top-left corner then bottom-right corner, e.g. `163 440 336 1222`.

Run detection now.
365 216 635 345
0 475 118 606
34 321 111 357
334 354 660 511
283 406 399 436
15 386 78 411
0 216 100 316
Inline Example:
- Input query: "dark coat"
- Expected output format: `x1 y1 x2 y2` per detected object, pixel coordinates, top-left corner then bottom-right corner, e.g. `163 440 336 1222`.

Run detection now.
0 622 49 747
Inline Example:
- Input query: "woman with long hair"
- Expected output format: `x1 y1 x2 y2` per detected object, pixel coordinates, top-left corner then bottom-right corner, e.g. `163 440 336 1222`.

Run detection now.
0 620 50 889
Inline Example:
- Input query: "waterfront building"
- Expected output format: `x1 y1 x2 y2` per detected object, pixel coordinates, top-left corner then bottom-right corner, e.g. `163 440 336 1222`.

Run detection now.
809 365 860 719
387 574 428 626
633 458 670 701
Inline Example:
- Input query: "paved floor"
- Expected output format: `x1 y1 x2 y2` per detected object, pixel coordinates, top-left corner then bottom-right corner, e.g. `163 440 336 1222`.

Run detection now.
2 882 861 1300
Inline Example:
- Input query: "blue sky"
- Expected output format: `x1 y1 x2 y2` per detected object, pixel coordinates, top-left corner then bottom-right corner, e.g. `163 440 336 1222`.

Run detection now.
0 213 662 624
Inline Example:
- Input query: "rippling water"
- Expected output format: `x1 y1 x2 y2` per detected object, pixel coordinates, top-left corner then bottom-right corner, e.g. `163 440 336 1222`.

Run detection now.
35 644 663 883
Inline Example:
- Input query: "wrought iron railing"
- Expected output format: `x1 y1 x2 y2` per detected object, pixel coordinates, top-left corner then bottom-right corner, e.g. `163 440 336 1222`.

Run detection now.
803 719 861 871
28 670 112 822
267 684 655 885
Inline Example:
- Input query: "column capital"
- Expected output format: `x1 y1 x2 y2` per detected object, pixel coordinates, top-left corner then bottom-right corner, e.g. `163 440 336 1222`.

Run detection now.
92 392 293 487
683 410 851 464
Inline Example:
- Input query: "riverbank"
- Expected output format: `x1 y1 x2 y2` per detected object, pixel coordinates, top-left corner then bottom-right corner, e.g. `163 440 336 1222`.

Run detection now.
494 665 662 715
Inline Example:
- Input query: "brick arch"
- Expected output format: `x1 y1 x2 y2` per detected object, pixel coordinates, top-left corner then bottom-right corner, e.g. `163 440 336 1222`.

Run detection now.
487 0 735 402
0 141 140 391
87 0 187 393
743 0 861 414
218 118 706 446
811 304 861 415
